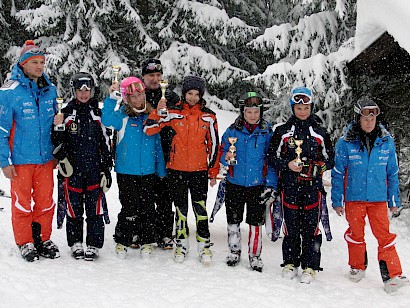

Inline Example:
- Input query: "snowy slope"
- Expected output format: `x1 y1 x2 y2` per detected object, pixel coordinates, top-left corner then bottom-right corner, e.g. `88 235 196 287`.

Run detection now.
0 106 409 308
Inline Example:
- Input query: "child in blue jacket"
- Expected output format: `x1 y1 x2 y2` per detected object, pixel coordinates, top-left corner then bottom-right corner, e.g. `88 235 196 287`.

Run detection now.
102 76 166 259
219 92 277 272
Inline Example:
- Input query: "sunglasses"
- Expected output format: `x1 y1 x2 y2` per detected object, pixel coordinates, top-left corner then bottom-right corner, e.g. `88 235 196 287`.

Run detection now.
242 97 263 108
360 106 380 117
292 94 312 105
145 63 162 71
125 82 145 95
72 78 93 90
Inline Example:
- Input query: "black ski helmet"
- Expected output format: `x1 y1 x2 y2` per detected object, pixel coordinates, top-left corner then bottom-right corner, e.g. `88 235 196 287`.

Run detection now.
354 97 380 122
239 92 263 118
70 72 96 99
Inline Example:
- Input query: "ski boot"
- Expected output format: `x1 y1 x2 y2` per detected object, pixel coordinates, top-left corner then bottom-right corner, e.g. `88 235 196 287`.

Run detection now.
84 246 99 261
384 275 410 293
282 264 298 279
19 243 39 262
249 256 263 272
36 240 60 259
348 267 366 283
198 242 213 265
174 239 189 263
158 237 174 250
300 268 316 284
140 244 154 259
115 243 128 259
71 242 85 259
226 250 241 267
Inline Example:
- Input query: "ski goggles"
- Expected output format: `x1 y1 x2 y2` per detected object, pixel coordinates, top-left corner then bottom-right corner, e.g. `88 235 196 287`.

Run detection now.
359 106 380 117
73 77 93 90
242 97 263 108
125 81 145 95
72 78 93 90
145 63 162 71
292 94 312 105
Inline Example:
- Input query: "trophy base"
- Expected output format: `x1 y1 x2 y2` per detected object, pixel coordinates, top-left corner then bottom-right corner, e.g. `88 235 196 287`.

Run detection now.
228 160 237 165
54 125 65 132
158 109 168 117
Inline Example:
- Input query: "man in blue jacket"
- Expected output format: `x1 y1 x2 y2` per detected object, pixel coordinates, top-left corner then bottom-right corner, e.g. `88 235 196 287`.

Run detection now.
332 98 409 293
0 40 59 262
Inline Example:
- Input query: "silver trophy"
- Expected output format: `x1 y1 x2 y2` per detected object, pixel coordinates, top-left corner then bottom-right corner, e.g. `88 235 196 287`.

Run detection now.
54 98 65 131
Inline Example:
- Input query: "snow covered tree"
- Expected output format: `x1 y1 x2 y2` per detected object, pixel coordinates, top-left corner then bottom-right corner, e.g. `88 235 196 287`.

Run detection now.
247 0 357 139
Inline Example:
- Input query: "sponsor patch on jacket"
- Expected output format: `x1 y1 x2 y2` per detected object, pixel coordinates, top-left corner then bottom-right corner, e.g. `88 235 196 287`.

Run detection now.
69 122 78 134
131 123 138 127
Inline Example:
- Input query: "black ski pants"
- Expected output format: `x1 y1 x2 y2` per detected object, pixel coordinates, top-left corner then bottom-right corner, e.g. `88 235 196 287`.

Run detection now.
64 170 105 248
114 173 156 246
168 169 210 243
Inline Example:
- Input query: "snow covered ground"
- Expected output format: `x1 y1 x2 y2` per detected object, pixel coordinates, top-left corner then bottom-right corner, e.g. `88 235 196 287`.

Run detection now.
1 106 409 308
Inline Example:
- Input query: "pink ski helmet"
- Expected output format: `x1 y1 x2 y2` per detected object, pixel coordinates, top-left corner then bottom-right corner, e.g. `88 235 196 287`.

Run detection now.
120 77 146 100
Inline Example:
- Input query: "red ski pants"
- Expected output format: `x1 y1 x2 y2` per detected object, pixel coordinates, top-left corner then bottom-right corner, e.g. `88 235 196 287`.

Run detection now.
344 201 402 278
11 161 55 246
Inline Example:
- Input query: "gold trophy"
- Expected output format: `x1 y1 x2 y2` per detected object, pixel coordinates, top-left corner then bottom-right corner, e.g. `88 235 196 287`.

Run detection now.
54 98 65 131
294 140 303 166
227 137 238 165
158 80 169 117
112 65 121 84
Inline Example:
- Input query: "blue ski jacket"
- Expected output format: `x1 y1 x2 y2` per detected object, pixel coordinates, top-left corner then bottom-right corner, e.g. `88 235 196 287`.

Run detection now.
0 64 57 167
101 97 166 177
220 116 277 188
331 122 401 208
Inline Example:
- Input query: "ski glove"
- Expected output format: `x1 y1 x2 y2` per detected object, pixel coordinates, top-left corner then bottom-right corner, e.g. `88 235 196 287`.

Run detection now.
110 91 122 101
58 158 73 177
100 169 112 193
259 187 277 206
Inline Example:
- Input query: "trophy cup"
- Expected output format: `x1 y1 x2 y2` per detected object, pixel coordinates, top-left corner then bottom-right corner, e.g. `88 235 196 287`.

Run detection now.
294 140 303 166
112 65 121 84
227 137 238 165
158 80 169 117
54 98 65 131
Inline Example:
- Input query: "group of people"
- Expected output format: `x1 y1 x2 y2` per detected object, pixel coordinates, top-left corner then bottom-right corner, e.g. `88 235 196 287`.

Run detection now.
0 39 408 293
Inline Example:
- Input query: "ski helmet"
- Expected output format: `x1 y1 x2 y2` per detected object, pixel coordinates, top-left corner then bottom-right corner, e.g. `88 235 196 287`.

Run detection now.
354 97 380 122
120 77 147 113
289 87 314 114
70 72 95 99
239 92 263 117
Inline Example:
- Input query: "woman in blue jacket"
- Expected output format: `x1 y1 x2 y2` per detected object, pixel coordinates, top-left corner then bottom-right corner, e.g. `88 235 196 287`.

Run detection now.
220 92 277 272
331 98 408 293
102 76 166 259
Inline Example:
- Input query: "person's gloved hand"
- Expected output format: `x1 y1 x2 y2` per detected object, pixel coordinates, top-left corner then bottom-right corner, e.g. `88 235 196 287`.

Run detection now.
58 158 73 177
259 187 277 206
100 168 112 193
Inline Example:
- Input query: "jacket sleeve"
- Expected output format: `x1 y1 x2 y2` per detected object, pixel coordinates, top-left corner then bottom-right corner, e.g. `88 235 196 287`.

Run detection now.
0 91 13 167
219 128 231 167
268 128 290 173
321 130 335 171
143 109 181 136
99 121 113 170
51 109 69 161
386 138 401 208
205 114 220 178
101 97 123 131
331 138 348 207
265 130 278 189
155 133 167 177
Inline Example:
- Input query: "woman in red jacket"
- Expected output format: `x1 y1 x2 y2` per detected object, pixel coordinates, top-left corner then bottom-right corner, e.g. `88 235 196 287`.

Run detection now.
144 75 219 264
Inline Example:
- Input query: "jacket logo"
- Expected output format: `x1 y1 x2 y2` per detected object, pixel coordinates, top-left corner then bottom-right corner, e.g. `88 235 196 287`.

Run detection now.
69 122 78 134
288 137 295 148
201 125 207 129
